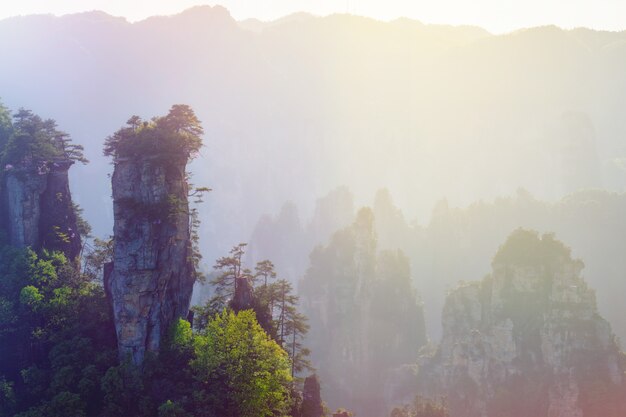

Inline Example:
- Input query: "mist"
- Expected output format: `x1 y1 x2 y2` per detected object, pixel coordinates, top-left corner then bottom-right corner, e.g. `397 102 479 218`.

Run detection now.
2 6 626 416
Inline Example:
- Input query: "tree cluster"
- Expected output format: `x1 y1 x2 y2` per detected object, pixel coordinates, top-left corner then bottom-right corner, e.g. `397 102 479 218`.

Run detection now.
194 243 313 380
0 244 117 417
0 104 87 169
103 104 203 160
0 104 321 417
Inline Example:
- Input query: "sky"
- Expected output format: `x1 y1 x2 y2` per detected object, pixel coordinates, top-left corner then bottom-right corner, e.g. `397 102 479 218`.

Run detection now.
0 0 625 33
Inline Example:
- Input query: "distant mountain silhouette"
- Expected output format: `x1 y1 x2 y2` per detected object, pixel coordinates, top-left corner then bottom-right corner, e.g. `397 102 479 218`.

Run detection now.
1 6 626 268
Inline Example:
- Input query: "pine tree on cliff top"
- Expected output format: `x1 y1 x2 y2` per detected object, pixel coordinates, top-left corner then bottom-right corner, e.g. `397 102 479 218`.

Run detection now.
1 107 87 167
103 104 203 160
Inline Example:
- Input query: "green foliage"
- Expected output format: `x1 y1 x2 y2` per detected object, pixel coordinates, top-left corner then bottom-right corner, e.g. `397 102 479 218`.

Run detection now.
0 99 308 417
82 237 114 281
275 279 311 377
73 203 93 239
0 245 117 417
0 101 12 151
199 244 312 379
103 104 203 160
1 107 87 168
101 360 145 417
191 309 292 417
0 250 299 417
0 101 302 417
208 243 252 311
168 318 193 348
254 259 277 287
19 285 44 309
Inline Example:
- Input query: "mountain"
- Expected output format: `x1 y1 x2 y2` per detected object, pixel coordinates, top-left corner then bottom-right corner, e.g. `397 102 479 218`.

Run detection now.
3 7 626 270
299 208 427 417
417 230 626 417
248 187 626 349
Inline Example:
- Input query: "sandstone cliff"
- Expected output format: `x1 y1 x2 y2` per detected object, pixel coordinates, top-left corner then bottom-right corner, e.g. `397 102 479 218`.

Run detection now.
106 154 195 364
418 229 626 417
3 158 81 260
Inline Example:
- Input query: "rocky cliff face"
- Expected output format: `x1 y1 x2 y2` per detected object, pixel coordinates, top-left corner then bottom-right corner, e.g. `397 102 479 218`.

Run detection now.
106 154 195 364
3 158 81 260
300 208 427 417
418 230 626 417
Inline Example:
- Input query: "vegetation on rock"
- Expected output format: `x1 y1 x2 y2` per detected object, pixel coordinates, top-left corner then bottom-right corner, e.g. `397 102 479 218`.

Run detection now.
103 104 203 160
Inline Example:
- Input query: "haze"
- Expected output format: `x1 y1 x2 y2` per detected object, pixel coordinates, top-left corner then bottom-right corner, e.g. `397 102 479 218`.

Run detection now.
4 4 626 416
2 0 626 33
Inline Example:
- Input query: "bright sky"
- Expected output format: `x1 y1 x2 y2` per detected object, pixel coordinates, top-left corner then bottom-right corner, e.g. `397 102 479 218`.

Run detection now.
0 0 625 33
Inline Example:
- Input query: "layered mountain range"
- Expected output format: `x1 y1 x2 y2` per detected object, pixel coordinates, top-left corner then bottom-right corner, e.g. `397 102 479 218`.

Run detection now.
2 6 626 267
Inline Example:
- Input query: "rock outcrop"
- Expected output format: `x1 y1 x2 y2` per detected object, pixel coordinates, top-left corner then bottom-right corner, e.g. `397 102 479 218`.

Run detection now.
300 208 427 417
230 276 255 311
3 158 81 260
301 374 324 417
418 229 626 417
106 153 195 364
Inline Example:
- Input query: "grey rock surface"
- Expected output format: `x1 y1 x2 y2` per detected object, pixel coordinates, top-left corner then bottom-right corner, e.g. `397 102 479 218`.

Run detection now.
3 159 81 260
418 240 625 417
107 154 195 364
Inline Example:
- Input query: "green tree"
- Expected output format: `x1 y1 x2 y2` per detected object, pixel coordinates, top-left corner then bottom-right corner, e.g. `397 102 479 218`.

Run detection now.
198 246 311 379
285 309 312 378
254 259 277 288
2 108 87 167
271 279 312 377
82 237 114 280
0 100 12 151
262 279 312 379
188 184 211 281
209 243 253 312
275 279 297 346
0 246 117 417
101 360 144 417
191 309 292 417
103 105 203 160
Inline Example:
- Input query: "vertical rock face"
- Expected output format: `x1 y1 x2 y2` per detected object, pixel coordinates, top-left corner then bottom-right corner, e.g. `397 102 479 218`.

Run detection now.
300 208 427 417
107 154 195 364
3 159 81 260
418 230 626 417
39 160 82 260
231 276 254 311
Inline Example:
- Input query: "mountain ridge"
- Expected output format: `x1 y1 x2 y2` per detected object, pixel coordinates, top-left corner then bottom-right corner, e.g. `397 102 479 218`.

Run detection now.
2 4 626 302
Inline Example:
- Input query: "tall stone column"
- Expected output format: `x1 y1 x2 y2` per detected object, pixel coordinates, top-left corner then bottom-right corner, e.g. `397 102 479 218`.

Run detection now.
106 154 195 364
